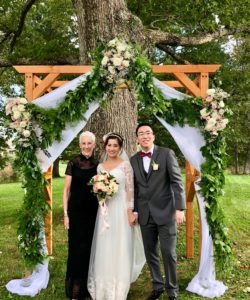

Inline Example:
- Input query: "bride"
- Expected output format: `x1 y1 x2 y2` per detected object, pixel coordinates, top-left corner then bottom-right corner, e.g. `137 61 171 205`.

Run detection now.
87 132 145 300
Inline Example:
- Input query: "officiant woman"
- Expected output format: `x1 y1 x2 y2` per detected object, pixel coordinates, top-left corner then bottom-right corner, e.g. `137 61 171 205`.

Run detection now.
63 131 98 300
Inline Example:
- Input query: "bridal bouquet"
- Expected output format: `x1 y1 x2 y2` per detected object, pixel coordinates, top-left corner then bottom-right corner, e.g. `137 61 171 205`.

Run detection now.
89 171 119 231
89 171 119 202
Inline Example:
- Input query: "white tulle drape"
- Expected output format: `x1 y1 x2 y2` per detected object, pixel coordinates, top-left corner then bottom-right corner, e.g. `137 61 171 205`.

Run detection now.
7 74 227 297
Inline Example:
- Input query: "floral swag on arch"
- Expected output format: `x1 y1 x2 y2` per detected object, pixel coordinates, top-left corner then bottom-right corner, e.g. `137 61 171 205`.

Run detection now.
4 38 232 298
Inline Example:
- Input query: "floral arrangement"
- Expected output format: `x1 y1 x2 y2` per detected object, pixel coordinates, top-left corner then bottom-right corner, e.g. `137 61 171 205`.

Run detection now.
100 37 135 84
5 97 32 146
3 37 232 271
89 171 119 202
200 88 231 136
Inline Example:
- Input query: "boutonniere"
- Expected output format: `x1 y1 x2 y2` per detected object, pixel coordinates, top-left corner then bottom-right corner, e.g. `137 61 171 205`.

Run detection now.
151 160 159 171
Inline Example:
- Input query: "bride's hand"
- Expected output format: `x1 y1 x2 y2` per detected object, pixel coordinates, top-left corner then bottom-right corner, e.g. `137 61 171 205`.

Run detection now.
127 209 136 226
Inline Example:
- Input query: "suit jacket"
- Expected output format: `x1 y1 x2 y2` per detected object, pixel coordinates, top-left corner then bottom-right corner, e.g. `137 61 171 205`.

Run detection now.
130 145 186 226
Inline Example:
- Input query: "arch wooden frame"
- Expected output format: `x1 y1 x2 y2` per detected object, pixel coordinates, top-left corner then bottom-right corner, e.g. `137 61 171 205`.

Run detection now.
14 64 220 258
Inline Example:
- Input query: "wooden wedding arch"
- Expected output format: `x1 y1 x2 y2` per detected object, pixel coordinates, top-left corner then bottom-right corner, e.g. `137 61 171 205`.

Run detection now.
14 64 220 259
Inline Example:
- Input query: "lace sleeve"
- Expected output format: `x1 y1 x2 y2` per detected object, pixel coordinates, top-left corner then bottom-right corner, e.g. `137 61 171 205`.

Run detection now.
123 161 134 209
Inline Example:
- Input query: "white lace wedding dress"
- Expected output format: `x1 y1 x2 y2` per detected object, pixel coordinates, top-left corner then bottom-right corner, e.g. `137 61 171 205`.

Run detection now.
87 160 145 300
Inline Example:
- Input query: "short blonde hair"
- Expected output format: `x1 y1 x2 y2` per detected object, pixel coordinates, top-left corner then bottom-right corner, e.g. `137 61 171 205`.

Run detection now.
79 131 96 144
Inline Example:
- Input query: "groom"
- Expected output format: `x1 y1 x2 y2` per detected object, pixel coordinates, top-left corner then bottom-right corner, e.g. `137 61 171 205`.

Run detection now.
130 123 186 300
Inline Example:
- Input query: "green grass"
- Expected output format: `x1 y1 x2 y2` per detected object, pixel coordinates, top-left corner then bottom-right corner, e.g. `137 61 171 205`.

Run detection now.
0 175 249 299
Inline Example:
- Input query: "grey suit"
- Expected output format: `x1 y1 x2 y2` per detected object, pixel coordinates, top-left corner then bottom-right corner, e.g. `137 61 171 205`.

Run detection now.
131 145 186 297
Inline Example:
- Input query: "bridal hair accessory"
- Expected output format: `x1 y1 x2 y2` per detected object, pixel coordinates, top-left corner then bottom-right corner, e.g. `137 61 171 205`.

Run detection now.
103 132 124 144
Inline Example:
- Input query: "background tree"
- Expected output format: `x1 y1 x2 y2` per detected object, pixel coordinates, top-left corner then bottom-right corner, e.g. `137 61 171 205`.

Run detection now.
0 0 249 170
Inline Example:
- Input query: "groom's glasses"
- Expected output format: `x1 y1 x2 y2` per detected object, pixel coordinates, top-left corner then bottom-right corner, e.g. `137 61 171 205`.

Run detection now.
137 131 153 137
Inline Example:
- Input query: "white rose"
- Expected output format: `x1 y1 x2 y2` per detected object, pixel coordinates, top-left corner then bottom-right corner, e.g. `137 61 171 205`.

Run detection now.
219 100 225 108
18 104 25 112
112 57 123 66
20 121 27 128
13 110 21 120
200 108 209 117
22 130 31 137
12 105 19 112
116 43 126 53
207 89 216 97
108 66 116 75
221 118 229 126
211 110 218 119
108 38 118 47
205 118 216 131
124 51 132 59
101 56 109 66
23 111 31 119
122 60 130 67
19 98 28 104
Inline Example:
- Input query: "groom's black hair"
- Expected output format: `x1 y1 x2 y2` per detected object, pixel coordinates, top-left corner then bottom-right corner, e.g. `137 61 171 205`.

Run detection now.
136 123 154 136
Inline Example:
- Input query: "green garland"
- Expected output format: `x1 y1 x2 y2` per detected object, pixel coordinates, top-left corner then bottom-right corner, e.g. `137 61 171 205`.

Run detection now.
4 38 232 271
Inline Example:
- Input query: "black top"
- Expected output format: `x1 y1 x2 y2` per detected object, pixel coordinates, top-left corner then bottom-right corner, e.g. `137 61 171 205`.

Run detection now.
65 154 99 220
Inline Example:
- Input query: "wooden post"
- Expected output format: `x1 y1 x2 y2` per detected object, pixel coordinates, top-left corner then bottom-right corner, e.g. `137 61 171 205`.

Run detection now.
44 166 53 255
185 161 200 258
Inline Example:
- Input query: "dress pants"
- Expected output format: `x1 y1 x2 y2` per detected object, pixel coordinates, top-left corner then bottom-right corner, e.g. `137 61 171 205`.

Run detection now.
140 215 178 297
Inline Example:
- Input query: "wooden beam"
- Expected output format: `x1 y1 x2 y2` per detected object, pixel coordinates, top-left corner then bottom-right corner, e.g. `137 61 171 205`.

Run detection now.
33 73 60 99
14 64 221 75
173 72 201 97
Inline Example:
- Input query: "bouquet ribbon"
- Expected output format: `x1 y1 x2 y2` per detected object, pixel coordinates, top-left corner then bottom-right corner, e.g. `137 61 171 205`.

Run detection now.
99 200 110 232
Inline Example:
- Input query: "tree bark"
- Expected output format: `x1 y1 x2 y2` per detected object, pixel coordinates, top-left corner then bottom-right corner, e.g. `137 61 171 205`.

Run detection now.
72 0 140 155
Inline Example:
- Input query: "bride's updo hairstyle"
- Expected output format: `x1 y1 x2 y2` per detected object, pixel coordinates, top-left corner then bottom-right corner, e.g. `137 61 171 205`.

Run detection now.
103 132 124 148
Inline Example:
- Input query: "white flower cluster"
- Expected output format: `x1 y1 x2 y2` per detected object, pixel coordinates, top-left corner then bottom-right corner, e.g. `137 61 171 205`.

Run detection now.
5 97 32 144
101 38 134 84
200 88 230 136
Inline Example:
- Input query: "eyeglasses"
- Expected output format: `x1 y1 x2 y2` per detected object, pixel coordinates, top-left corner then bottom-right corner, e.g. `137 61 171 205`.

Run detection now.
137 131 153 137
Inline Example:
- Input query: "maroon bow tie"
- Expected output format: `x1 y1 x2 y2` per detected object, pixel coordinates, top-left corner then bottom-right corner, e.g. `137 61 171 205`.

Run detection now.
140 151 152 158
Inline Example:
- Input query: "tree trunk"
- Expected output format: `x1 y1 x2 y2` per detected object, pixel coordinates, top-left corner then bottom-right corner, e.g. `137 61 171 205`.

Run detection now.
234 143 239 175
53 157 60 178
84 89 137 159
72 0 143 156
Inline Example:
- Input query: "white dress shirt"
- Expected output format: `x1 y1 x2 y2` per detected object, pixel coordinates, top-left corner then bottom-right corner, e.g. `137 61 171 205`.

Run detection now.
142 145 154 173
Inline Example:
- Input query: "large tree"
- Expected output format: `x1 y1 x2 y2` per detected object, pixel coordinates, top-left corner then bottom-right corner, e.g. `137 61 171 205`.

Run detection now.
0 0 249 158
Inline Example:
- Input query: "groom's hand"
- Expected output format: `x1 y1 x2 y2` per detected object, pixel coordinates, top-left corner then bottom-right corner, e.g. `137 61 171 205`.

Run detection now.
127 209 137 226
176 210 185 225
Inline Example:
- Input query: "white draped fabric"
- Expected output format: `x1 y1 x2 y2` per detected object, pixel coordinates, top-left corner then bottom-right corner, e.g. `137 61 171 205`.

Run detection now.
6 230 49 297
7 74 227 297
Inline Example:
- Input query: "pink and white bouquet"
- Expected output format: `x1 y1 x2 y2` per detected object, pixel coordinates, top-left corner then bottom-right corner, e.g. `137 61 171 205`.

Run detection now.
89 171 119 202
200 88 232 136
101 38 135 84
5 97 32 146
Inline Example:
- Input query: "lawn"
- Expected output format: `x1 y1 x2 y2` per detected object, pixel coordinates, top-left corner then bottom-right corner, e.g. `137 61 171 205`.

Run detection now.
0 175 249 299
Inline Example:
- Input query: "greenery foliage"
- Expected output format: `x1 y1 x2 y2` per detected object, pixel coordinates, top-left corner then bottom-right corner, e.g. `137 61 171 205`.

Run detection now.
4 39 232 271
